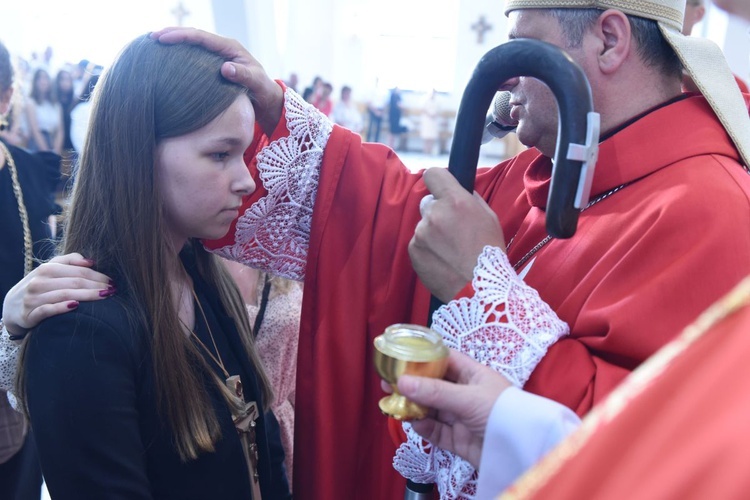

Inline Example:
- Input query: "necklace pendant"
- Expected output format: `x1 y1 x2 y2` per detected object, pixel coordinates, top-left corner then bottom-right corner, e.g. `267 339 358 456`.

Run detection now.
226 374 244 400
226 375 262 498
236 398 262 499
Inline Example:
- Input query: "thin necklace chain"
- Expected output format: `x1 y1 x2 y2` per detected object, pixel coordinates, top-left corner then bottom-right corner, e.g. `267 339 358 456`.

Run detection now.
509 182 631 272
0 141 33 276
179 286 231 380
178 278 261 498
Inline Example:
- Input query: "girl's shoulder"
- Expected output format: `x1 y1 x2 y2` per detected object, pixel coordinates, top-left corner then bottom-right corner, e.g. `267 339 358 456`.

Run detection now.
35 295 149 355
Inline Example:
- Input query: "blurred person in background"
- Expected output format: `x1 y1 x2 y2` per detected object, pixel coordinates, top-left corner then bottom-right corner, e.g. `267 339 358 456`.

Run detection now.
25 68 63 154
0 83 27 149
55 68 76 195
71 59 90 98
303 75 322 104
54 69 75 155
387 86 408 150
419 88 440 155
221 259 303 485
332 85 363 134
681 0 749 92
365 77 387 143
69 70 101 155
313 82 334 116
284 72 299 93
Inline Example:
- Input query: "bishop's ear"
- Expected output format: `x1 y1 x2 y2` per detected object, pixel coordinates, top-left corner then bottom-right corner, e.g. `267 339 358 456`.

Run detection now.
595 9 632 74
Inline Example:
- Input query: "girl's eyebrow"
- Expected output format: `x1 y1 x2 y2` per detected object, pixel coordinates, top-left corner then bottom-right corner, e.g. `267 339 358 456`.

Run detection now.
207 137 245 147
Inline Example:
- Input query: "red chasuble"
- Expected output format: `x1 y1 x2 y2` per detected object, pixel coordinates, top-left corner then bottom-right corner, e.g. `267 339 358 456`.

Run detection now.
204 93 750 499
504 276 750 499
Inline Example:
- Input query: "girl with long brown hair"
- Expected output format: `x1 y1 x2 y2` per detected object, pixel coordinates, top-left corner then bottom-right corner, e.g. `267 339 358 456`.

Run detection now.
10 34 290 499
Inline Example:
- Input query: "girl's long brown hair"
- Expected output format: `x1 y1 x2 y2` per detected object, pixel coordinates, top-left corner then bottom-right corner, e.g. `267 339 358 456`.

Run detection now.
17 35 272 461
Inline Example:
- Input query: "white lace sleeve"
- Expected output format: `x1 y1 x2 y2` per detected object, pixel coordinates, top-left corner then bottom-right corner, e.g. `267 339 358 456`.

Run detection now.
211 88 333 280
393 246 570 499
0 323 21 410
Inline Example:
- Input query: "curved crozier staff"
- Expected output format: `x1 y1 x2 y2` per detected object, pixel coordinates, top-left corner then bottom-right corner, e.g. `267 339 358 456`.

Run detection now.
410 38 600 500
426 37 601 322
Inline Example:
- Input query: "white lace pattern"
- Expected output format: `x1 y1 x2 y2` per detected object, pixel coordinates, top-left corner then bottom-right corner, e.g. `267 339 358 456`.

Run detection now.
393 246 569 499
0 323 22 410
212 88 332 280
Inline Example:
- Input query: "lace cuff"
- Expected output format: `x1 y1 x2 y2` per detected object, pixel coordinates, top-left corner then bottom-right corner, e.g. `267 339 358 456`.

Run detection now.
212 88 333 280
393 246 569 499
0 322 21 410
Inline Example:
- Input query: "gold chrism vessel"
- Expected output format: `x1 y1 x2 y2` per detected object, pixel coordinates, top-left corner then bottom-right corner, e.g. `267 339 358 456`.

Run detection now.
373 324 449 421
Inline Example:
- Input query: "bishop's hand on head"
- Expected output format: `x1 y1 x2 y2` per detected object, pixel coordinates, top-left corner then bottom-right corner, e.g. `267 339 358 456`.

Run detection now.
151 27 284 136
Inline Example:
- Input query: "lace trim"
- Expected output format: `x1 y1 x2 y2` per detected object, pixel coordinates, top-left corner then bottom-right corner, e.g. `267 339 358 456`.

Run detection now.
393 246 569 499
0 323 21 410
212 88 333 280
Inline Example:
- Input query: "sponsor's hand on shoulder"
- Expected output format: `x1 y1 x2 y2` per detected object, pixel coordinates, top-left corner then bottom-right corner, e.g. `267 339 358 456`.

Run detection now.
2 253 114 338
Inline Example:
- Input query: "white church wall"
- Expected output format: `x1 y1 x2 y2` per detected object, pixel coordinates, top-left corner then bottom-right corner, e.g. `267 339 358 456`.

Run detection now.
0 0 216 69
452 1 508 109
700 3 750 85
211 0 251 55
720 13 750 84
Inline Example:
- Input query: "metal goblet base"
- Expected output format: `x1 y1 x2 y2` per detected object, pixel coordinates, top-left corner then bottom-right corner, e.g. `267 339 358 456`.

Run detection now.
378 393 428 421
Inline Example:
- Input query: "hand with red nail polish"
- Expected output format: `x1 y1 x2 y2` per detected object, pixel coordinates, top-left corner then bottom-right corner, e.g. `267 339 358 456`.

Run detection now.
2 253 113 338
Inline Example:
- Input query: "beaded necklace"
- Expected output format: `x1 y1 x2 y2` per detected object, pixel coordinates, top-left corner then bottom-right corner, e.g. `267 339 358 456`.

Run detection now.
508 182 631 271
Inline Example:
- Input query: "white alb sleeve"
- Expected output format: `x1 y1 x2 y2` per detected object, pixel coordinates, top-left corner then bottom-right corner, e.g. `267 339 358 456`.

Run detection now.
475 387 580 500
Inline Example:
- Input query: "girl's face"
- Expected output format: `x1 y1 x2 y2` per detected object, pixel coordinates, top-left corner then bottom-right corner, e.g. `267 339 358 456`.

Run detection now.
35 71 51 93
156 94 256 250
57 71 73 92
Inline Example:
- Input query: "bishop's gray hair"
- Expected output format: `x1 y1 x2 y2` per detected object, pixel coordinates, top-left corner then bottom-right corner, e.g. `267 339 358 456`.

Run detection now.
545 8 683 79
